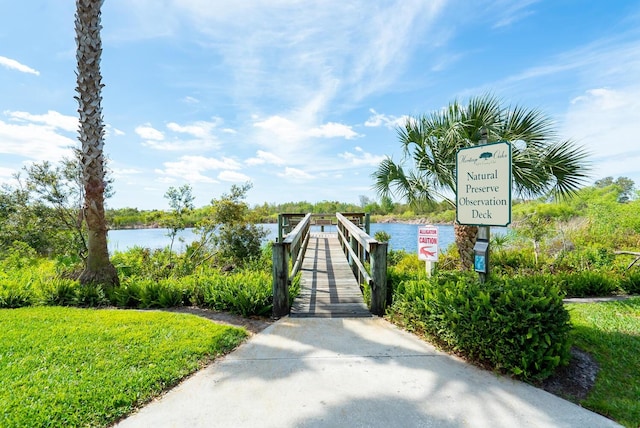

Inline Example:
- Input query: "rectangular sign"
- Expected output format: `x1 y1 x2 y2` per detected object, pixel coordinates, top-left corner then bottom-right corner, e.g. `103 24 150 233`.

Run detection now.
456 141 512 226
417 225 438 261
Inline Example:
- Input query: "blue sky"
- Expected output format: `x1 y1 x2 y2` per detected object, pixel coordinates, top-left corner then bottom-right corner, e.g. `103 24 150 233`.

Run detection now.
1 1 639 210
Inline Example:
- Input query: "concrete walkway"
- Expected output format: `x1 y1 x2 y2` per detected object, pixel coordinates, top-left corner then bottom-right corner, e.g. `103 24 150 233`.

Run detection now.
115 317 620 428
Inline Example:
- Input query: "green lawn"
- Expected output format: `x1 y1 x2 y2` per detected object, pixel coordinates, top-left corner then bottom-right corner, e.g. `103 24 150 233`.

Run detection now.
0 307 247 427
567 297 640 428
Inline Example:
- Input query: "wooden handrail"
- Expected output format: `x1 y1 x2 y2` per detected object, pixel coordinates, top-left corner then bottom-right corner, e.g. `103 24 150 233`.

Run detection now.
335 212 387 315
273 213 312 318
284 213 312 280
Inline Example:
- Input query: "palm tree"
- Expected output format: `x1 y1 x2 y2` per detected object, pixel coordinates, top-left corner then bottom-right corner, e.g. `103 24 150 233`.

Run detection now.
75 0 119 286
373 94 590 270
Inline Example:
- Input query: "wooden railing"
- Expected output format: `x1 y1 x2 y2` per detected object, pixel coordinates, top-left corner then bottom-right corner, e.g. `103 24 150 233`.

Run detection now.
336 213 387 316
271 212 387 317
272 213 312 317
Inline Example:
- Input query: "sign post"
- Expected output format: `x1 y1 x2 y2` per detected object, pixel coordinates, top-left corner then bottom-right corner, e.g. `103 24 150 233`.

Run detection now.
456 141 512 282
417 225 438 277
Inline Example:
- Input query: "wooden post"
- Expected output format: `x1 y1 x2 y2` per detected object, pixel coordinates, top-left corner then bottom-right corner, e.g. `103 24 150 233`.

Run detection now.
369 242 388 316
477 226 490 283
272 241 290 318
349 234 357 277
365 213 371 235
277 214 283 243
425 260 435 277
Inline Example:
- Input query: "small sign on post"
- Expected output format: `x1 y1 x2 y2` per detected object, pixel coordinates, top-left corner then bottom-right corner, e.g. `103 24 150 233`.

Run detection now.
418 225 438 276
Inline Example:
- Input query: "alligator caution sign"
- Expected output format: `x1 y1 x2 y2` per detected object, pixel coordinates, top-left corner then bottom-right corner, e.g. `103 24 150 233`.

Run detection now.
417 225 438 262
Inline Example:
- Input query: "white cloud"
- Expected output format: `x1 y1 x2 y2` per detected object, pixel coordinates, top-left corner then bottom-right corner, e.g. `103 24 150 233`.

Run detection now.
0 166 16 183
562 86 640 182
254 115 303 142
218 170 250 182
0 56 40 75
183 96 200 104
278 167 314 180
155 155 241 183
135 124 164 141
138 119 223 151
490 0 539 29
167 118 222 138
309 122 360 139
245 150 285 166
0 119 74 161
6 110 77 132
364 109 408 129
254 115 360 143
339 146 386 166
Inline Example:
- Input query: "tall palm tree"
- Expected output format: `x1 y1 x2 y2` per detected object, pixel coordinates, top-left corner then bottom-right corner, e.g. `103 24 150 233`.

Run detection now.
75 0 119 286
373 94 590 270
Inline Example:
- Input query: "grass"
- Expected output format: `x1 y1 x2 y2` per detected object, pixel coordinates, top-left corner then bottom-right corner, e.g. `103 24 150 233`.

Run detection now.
567 297 640 428
0 306 247 428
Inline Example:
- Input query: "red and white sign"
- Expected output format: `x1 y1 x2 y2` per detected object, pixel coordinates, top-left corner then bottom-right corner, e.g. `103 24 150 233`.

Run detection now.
417 225 438 262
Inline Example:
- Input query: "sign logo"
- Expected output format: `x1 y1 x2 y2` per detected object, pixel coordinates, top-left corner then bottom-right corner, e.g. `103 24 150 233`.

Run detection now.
456 141 512 226
417 225 438 262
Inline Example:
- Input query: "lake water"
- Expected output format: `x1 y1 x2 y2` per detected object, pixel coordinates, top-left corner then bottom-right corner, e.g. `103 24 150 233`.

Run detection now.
107 223 461 255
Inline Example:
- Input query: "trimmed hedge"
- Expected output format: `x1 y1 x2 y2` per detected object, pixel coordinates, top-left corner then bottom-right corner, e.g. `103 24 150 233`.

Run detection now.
389 273 571 381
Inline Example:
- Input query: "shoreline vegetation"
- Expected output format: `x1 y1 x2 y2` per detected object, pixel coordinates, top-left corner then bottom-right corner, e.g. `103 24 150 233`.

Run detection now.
108 217 453 230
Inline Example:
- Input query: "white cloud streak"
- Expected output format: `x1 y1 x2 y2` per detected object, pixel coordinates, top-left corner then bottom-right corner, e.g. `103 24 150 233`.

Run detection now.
155 155 241 183
0 56 40 75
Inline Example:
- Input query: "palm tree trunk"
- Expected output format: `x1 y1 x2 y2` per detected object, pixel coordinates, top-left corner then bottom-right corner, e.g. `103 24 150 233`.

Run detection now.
75 0 118 287
454 222 478 270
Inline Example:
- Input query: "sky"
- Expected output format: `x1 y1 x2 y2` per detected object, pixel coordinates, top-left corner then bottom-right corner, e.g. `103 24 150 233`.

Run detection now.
1 1 639 210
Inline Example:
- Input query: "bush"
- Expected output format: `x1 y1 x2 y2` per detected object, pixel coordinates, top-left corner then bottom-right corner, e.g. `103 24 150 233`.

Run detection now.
75 284 110 307
39 278 79 306
137 279 184 309
619 272 640 295
554 271 621 297
108 278 143 308
201 271 272 317
0 280 32 308
389 272 571 381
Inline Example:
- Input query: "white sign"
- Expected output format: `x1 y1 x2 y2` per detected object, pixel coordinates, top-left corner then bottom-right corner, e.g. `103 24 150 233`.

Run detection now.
417 225 438 262
456 141 512 226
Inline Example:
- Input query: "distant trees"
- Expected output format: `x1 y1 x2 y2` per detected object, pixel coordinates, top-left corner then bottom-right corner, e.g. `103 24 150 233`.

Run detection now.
595 176 635 202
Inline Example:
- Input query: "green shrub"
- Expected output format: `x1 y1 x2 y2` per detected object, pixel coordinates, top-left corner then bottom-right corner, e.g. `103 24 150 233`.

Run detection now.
108 278 143 308
0 280 32 308
201 271 272 316
555 271 621 297
137 279 184 308
619 272 640 295
75 284 110 307
39 278 79 306
389 272 571 381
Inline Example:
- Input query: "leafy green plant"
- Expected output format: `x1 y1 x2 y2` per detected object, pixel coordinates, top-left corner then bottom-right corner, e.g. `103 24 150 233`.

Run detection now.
108 277 143 308
137 279 184 309
0 280 33 308
555 271 621 297
75 283 110 307
619 272 640 295
39 278 79 306
201 270 272 316
388 272 571 381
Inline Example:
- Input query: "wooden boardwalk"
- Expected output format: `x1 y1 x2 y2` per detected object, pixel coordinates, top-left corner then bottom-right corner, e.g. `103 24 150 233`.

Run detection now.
290 232 371 318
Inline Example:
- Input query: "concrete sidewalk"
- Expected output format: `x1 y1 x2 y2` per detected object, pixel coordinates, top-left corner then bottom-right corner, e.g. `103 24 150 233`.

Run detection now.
115 317 619 428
